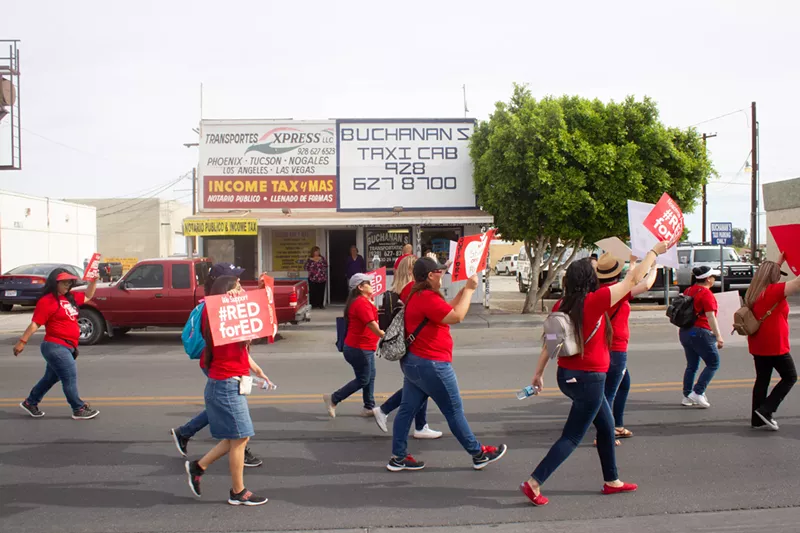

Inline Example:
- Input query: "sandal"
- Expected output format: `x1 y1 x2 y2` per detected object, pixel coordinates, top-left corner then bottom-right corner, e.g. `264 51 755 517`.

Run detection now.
593 439 621 447
615 427 634 439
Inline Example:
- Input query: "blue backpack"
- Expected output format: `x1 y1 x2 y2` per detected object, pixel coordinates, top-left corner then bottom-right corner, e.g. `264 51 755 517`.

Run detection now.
182 302 206 359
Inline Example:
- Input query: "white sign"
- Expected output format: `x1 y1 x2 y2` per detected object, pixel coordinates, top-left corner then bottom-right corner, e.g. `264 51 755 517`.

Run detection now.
628 200 679 269
337 120 477 210
595 237 633 263
715 291 745 343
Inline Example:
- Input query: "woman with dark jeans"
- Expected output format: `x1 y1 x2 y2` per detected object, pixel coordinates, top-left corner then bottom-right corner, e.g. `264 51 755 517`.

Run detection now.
323 273 385 423
521 242 667 506
16 268 99 420
744 253 800 430
387 257 507 472
305 246 328 309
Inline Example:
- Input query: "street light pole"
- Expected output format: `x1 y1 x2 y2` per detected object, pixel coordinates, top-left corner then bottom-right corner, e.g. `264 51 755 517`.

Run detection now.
701 132 717 242
750 102 759 263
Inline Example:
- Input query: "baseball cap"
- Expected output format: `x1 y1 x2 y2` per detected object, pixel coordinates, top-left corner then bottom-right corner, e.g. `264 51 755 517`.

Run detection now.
210 263 246 279
348 272 373 290
56 272 78 282
413 256 448 282
693 266 721 280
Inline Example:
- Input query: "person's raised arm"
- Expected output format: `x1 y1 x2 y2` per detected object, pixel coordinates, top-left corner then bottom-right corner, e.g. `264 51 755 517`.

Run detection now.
631 264 659 297
609 241 668 306
778 253 800 297
84 277 98 302
441 275 478 325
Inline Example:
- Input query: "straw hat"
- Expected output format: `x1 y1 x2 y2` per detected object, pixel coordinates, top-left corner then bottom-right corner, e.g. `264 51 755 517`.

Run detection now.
596 252 624 281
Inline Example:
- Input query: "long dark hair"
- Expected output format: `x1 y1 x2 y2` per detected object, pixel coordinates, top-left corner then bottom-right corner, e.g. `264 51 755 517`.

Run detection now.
408 278 445 301
202 275 240 368
40 267 78 309
560 258 612 348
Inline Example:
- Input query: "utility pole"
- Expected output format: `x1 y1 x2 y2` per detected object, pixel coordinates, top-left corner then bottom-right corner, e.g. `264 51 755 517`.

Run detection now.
191 168 197 215
701 132 717 242
750 102 759 263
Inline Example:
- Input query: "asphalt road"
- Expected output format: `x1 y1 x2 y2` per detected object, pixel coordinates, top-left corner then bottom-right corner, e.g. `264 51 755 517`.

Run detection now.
2 321 800 532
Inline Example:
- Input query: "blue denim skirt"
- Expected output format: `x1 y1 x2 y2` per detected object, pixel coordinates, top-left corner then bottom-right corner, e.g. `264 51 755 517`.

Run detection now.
204 377 255 440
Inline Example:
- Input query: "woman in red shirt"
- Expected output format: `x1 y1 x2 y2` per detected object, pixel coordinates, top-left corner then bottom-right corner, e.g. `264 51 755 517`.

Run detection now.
521 241 667 506
744 253 800 430
15 268 99 420
323 273 385 420
185 276 269 506
680 266 724 408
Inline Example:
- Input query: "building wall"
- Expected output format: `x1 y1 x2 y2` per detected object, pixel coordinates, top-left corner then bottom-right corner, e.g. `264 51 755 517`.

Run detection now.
0 191 97 272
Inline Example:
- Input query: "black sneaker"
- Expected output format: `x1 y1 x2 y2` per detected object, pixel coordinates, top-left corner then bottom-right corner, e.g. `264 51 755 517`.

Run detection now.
472 444 508 470
20 401 45 418
170 428 189 457
244 447 262 467
72 404 99 420
386 455 425 472
185 460 204 497
228 487 268 506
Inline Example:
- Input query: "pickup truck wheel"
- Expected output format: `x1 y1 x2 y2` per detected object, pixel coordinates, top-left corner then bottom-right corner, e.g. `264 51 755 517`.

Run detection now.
518 277 528 293
0 304 13 312
505 267 510 276
78 309 105 345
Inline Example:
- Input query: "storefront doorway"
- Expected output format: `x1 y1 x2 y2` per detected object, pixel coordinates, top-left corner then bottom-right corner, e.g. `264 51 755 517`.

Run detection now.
328 229 357 303
203 236 257 281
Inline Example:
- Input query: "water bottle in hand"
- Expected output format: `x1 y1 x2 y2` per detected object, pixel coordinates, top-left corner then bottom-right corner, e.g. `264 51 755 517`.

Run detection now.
252 376 277 391
516 385 538 400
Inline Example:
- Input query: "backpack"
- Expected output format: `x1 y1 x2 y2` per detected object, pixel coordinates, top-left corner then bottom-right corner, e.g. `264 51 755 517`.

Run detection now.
376 293 427 362
182 302 206 359
379 292 402 331
542 312 602 359
666 294 697 329
732 301 779 336
335 316 347 353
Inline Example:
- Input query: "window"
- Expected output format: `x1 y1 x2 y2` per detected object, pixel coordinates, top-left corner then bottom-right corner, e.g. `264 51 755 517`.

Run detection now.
125 264 163 289
365 227 411 270
195 261 211 288
420 226 463 265
172 264 191 289
693 248 740 263
512 255 518 261
678 250 691 265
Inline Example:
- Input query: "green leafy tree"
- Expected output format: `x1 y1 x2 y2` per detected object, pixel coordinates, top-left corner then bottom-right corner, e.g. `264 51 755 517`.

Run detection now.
471 85 715 313
732 227 747 248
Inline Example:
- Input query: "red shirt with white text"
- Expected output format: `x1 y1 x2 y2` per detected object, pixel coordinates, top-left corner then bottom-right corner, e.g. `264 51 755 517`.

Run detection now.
32 292 86 349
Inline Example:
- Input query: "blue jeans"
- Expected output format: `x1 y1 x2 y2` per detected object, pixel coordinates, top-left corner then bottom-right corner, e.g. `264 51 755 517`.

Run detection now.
178 368 210 438
332 346 376 409
532 368 618 484
680 327 720 396
381 388 428 431
605 351 630 428
392 353 481 458
26 341 85 411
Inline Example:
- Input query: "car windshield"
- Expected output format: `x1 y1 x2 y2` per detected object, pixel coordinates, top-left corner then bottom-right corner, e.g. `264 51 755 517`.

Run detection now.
6 264 57 276
694 248 741 263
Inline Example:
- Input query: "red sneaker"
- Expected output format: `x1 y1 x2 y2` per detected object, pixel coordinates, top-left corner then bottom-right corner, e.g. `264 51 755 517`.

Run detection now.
602 482 638 495
519 482 549 506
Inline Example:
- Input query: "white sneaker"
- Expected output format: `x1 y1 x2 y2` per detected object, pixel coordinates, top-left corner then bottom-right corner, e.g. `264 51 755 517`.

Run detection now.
322 394 336 418
373 407 389 433
755 410 779 431
681 395 696 406
688 391 710 408
413 425 443 439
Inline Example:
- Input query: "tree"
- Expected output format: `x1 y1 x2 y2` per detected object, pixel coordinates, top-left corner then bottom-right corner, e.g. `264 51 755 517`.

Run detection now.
471 85 715 313
732 227 747 248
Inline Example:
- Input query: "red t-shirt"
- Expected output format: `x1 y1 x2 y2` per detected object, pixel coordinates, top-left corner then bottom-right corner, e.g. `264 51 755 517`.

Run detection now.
199 307 250 380
400 281 414 303
394 254 413 271
404 289 454 362
603 282 632 352
684 285 718 331
32 292 86 349
554 286 612 373
345 295 380 350
748 283 790 356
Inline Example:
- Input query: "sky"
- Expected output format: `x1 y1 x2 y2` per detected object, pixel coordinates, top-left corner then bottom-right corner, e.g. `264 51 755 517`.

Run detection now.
1 0 798 244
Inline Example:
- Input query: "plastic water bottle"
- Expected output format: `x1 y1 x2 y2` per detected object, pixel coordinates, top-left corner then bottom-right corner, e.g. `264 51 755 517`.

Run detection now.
516 385 538 400
252 376 277 391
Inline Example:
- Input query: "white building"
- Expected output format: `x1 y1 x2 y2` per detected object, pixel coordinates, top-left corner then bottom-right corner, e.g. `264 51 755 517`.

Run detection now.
0 190 97 273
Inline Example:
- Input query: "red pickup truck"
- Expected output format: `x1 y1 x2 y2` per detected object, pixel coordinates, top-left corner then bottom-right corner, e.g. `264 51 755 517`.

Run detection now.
72 258 311 345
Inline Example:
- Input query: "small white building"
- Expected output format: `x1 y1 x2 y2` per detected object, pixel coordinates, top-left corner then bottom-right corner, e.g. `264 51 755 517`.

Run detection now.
0 190 97 273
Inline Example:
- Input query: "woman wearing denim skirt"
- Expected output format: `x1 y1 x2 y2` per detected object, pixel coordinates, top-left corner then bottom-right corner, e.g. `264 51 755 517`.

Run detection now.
184 276 270 506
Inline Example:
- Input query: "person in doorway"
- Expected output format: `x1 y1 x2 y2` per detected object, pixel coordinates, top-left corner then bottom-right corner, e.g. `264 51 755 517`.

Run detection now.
184 275 270 506
520 241 668 506
345 245 366 285
373 255 440 439
305 246 328 310
680 265 724 408
745 253 800 430
171 262 262 468
594 253 659 444
16 268 100 420
393 243 414 272
387 257 507 472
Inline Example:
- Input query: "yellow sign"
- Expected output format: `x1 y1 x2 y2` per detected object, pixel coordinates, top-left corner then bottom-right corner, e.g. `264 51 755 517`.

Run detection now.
104 257 138 273
183 219 258 236
272 230 315 271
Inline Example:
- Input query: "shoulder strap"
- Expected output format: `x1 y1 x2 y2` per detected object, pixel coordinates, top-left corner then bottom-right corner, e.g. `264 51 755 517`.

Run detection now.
584 317 603 344
758 301 780 324
404 291 429 345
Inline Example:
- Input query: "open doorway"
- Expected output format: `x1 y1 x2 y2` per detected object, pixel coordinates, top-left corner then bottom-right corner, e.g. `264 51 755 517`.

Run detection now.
328 229 357 303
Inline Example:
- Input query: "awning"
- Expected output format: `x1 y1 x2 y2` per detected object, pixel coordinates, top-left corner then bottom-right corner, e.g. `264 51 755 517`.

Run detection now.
184 209 493 228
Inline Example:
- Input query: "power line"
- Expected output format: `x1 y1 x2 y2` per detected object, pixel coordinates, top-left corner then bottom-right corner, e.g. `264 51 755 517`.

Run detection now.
96 174 188 218
689 108 749 129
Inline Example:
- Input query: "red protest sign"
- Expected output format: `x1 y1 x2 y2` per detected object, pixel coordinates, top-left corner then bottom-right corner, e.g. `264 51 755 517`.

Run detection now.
367 267 387 297
451 229 496 282
82 253 101 281
642 193 684 245
769 224 800 276
205 289 276 347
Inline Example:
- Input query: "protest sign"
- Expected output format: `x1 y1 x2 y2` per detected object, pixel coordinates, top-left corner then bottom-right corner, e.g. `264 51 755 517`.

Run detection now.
82 253 101 281
642 193 684 244
451 229 496 282
715 290 745 342
259 274 279 342
628 200 679 269
447 240 458 275
769 224 800 276
205 289 276 347
595 237 633 263
367 267 387 297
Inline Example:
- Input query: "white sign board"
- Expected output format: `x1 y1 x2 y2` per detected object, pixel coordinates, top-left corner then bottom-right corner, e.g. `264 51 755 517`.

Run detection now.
628 200 679 269
595 237 633 263
715 291 745 343
337 120 477 211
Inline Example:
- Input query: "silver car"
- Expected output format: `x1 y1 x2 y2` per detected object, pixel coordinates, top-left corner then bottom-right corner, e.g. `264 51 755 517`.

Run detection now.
676 243 755 292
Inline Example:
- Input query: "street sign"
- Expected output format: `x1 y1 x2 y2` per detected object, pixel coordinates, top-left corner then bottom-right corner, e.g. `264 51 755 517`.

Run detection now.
710 222 733 246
